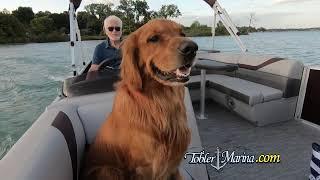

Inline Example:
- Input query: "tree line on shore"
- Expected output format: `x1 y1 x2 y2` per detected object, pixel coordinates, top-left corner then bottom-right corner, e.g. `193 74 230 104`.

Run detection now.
0 0 266 44
184 20 267 37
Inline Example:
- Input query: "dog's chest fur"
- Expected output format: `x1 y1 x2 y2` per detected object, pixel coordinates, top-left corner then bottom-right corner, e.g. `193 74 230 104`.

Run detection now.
117 85 191 177
86 84 191 179
136 86 190 176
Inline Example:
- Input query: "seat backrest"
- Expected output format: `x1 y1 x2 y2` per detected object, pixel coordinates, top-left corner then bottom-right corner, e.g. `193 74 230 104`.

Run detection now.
77 94 115 144
0 105 86 180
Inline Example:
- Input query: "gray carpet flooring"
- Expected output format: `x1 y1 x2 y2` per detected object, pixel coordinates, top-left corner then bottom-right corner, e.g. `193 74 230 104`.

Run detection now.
192 99 320 180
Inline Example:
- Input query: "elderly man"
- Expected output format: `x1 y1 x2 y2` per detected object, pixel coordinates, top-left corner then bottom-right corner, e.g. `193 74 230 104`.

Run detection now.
89 15 123 72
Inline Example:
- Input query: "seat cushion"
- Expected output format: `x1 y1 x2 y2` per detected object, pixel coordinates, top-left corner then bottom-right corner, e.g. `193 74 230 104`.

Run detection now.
206 75 283 106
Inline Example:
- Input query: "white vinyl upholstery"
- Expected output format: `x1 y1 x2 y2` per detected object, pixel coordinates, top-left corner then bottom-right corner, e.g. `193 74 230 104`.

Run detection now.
208 74 283 105
77 93 115 144
189 52 303 126
196 52 304 79
0 105 86 180
190 75 283 106
1 89 208 180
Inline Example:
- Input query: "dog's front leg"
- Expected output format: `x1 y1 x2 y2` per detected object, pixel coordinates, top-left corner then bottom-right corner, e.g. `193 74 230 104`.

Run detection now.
133 165 154 180
169 169 183 180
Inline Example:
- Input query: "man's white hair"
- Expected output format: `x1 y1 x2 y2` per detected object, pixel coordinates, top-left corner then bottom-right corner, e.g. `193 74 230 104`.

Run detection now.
103 15 123 32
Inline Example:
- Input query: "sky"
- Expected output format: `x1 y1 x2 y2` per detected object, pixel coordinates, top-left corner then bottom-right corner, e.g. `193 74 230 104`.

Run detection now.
1 0 320 28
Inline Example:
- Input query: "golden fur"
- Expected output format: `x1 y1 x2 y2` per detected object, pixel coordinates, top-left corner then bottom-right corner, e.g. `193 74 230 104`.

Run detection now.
81 19 198 180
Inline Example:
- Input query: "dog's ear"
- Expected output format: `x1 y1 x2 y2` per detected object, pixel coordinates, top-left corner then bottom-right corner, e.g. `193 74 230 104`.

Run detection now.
120 33 142 90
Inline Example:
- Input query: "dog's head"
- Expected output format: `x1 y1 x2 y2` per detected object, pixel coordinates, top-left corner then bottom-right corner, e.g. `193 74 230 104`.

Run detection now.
120 19 198 89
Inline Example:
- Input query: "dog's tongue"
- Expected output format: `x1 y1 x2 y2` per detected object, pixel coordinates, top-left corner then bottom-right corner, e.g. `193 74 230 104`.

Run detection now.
176 66 191 77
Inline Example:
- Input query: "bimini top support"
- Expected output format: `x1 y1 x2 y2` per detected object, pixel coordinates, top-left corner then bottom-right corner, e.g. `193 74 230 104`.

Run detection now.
69 2 77 76
203 0 217 7
70 0 82 11
68 1 83 76
204 0 248 53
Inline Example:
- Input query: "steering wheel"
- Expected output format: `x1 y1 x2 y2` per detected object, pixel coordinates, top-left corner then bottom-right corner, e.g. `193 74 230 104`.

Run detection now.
97 57 121 72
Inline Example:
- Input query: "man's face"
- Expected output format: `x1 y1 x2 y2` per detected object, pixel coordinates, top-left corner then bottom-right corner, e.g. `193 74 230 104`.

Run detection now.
105 20 122 41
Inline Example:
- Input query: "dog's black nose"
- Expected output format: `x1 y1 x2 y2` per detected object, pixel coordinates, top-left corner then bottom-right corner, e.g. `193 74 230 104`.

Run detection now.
178 41 198 56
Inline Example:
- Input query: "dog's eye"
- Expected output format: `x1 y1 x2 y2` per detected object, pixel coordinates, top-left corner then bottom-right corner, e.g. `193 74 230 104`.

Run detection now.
147 35 160 43
180 33 186 37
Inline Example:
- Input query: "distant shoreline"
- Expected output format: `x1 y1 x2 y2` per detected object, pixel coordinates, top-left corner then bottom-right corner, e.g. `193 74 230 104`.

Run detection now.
0 29 319 45
267 28 320 32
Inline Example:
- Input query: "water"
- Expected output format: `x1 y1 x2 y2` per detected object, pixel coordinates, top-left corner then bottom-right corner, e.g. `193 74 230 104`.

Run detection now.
0 31 320 158
192 31 320 65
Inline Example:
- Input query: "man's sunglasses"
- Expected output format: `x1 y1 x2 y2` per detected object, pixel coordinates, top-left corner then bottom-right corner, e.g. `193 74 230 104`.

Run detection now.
108 26 121 32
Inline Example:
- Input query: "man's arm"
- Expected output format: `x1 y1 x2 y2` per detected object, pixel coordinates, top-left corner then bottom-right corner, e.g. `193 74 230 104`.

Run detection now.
89 64 99 72
89 45 101 72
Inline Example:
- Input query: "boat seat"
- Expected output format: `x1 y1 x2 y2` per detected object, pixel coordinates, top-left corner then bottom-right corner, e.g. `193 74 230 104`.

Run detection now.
187 74 297 126
1 89 209 180
206 74 283 106
77 92 115 144
195 52 304 98
0 104 86 180
189 74 283 106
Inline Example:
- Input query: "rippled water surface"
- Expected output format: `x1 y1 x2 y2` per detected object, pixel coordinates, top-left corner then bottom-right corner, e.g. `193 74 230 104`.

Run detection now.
0 31 320 158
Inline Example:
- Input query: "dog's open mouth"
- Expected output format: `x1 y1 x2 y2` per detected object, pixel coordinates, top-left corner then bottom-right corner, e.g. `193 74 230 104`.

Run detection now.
151 62 192 83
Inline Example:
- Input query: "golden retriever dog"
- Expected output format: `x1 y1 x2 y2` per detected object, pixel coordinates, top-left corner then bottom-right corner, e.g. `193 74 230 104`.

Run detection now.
81 19 198 180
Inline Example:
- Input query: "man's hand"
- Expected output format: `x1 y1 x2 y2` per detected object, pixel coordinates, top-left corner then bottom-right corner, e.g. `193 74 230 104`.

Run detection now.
89 64 99 72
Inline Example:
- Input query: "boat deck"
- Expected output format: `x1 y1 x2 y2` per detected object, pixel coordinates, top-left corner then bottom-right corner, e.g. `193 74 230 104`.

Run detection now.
192 99 320 180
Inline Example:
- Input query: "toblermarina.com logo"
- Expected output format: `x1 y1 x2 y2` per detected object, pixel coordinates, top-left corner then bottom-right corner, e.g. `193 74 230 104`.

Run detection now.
184 148 281 171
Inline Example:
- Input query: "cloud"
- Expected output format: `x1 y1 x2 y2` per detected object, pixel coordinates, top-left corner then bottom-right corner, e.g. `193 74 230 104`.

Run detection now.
175 10 319 29
273 0 316 4
82 0 120 6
